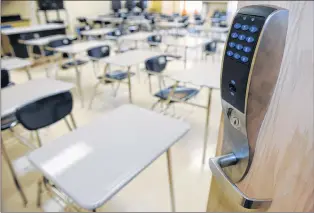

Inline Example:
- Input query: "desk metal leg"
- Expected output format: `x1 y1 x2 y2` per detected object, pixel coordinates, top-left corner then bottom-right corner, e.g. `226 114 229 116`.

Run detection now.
1 137 28 207
127 66 133 103
69 113 77 129
167 149 176 212
35 130 43 147
25 66 32 80
72 54 84 107
202 88 213 165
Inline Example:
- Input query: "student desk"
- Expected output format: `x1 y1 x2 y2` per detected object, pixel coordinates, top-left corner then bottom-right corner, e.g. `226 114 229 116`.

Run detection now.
95 50 164 104
1 24 66 58
81 28 115 39
163 36 211 68
1 78 74 118
118 32 154 49
1 57 33 80
28 104 190 211
166 62 221 164
52 40 112 107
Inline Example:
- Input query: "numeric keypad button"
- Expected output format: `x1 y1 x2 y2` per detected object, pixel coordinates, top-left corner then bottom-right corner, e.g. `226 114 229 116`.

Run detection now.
236 44 243 50
246 36 254 43
241 25 249 31
238 34 246 41
231 32 238 38
233 53 241 60
243 46 251 53
227 50 234 56
249 25 258 33
241 56 249 63
234 23 241 29
229 42 236 48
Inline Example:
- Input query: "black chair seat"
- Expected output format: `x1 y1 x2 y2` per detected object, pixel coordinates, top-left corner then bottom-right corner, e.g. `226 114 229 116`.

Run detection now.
61 59 88 69
154 86 199 102
98 70 135 81
1 114 18 131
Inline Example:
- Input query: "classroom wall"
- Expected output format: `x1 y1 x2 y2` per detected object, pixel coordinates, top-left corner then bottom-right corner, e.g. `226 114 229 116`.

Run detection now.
1 1 110 32
1 1 32 19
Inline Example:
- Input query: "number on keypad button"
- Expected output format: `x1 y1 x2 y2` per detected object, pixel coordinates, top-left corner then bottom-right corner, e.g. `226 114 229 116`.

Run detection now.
246 36 254 43
243 46 251 53
241 25 249 31
234 23 241 29
238 34 246 41
227 50 234 56
249 26 258 33
236 44 243 50
229 42 236 48
231 32 238 38
241 56 249 63
233 53 241 59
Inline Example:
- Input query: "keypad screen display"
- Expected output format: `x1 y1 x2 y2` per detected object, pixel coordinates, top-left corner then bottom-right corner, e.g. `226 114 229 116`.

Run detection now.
221 14 266 113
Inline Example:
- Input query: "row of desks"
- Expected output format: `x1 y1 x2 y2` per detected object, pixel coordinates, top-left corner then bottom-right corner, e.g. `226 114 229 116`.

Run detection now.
1 26 222 211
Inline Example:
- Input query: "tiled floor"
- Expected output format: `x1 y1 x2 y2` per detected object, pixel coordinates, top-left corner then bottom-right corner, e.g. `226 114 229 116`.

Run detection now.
1 40 223 212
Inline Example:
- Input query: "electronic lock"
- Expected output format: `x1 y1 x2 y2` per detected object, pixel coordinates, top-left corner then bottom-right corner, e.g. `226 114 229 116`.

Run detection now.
209 5 289 209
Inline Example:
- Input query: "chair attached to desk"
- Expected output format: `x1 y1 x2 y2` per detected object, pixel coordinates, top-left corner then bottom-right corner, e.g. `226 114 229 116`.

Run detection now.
46 38 89 76
87 45 135 109
144 55 199 113
15 91 77 208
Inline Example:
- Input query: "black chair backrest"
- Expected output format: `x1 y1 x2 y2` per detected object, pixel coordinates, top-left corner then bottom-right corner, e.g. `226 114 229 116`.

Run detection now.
16 91 73 131
1 69 10 88
145 55 167 73
87 45 110 59
47 38 72 48
205 41 217 52
147 34 162 43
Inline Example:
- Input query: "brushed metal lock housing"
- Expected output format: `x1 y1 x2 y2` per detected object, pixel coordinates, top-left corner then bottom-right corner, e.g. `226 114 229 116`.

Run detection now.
209 5 289 209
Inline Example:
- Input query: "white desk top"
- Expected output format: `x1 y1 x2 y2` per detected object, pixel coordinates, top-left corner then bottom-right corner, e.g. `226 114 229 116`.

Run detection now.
28 104 190 210
20 34 76 46
163 36 211 48
81 28 115 36
167 62 221 89
119 32 154 42
157 21 184 28
1 79 74 117
1 24 66 35
193 25 229 33
53 40 111 54
99 49 163 67
1 57 32 70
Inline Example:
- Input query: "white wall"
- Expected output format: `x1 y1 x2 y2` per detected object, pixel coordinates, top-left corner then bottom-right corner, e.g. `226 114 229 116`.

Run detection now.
1 1 111 32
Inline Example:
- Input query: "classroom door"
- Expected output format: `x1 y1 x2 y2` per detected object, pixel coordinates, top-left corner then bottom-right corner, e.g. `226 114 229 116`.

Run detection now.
206 1 314 212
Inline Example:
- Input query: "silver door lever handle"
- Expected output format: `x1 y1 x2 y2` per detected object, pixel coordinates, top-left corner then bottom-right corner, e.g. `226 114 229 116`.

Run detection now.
209 153 272 209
